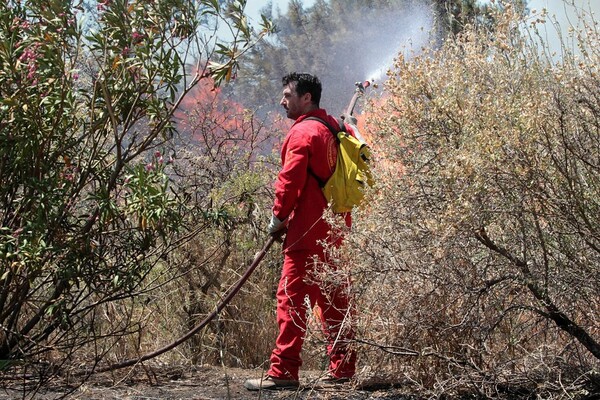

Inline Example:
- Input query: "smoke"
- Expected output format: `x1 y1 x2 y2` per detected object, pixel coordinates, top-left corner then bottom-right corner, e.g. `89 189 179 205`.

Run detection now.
235 1 436 117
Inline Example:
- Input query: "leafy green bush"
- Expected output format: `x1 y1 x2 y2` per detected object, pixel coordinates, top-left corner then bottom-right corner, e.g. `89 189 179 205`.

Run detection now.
0 0 272 374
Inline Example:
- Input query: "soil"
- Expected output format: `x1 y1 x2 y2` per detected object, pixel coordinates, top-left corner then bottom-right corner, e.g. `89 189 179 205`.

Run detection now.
0 366 416 400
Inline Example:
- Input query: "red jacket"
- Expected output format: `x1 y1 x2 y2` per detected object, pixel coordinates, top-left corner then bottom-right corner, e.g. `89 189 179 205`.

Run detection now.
273 109 352 252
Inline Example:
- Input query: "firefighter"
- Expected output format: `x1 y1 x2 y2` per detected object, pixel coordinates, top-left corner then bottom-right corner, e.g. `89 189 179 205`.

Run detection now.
244 73 356 391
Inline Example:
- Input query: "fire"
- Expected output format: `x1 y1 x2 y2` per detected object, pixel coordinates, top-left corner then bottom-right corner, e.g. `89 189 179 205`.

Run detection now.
352 92 403 177
175 74 289 161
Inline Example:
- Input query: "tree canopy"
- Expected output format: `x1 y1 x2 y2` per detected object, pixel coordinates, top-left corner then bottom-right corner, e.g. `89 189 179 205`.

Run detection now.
0 0 273 373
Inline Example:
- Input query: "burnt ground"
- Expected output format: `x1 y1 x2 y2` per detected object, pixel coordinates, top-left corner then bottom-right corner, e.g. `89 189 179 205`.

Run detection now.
0 366 418 400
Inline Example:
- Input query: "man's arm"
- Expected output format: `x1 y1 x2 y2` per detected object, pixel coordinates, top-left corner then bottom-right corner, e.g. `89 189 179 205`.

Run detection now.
272 130 310 223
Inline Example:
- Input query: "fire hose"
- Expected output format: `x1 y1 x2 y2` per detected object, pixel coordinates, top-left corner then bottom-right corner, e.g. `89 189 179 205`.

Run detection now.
87 235 276 375
345 80 371 116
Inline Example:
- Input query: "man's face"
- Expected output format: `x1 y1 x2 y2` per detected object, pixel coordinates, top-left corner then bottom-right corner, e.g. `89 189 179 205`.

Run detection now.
280 83 310 120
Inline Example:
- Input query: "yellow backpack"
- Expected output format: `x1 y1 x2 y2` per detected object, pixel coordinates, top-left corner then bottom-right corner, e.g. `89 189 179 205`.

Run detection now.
306 117 374 213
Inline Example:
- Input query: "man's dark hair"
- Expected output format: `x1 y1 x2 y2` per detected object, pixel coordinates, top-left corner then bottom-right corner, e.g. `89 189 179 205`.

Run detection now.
282 73 321 106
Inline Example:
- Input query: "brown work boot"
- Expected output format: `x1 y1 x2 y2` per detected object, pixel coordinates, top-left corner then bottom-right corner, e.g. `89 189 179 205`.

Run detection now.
317 373 352 388
244 375 300 391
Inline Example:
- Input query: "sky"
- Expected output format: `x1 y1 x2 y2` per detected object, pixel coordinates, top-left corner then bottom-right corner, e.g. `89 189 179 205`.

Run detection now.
480 0 600 31
506 0 600 14
509 0 600 58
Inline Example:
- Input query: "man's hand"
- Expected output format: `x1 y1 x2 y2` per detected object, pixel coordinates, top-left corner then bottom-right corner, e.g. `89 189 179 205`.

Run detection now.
268 214 285 233
268 214 287 242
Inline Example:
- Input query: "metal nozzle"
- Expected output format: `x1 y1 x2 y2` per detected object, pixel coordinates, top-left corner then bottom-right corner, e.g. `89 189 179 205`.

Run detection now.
355 80 371 93
347 80 374 116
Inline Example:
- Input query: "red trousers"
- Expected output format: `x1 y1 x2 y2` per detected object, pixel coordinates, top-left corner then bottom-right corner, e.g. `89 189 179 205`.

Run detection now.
267 248 356 381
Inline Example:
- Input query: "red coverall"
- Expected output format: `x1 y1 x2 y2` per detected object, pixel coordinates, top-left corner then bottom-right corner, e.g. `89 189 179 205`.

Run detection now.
267 109 356 381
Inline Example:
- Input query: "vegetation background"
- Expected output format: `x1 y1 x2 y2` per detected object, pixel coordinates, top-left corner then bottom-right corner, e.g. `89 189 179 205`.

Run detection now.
0 0 598 398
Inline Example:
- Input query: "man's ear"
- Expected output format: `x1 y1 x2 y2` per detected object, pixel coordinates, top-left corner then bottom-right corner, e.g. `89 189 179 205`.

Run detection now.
302 92 312 105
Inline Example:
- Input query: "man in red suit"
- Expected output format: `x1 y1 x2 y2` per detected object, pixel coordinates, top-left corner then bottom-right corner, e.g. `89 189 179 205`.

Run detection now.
245 73 356 391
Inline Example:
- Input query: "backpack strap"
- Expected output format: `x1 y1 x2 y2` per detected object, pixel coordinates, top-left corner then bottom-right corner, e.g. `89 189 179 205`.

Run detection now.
304 116 346 140
302 116 347 188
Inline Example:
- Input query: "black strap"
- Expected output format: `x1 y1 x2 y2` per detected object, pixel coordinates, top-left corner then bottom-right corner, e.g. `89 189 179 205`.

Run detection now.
302 116 347 187
304 116 346 140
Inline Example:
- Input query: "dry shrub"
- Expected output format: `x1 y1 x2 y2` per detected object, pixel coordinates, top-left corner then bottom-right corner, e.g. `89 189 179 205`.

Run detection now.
344 3 600 398
62 105 290 377
88 110 334 375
